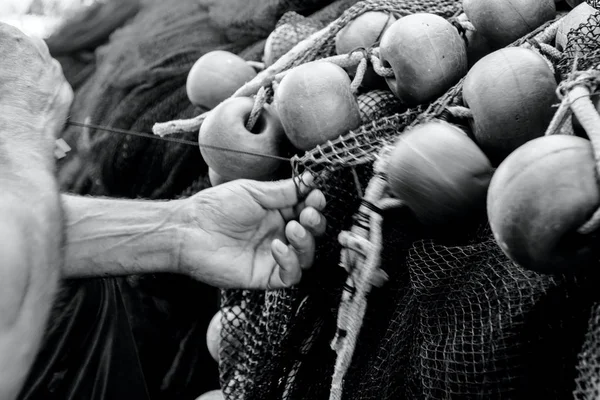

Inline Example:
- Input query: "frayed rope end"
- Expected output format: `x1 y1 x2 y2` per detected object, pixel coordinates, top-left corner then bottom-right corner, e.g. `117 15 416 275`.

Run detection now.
152 113 207 137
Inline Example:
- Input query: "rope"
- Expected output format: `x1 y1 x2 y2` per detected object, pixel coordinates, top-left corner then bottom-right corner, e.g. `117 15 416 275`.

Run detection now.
370 50 394 78
454 16 475 32
544 98 572 136
317 48 394 81
331 173 387 400
246 60 265 71
66 120 292 162
350 57 368 94
245 86 269 132
520 17 562 48
330 50 366 69
538 42 563 64
329 149 405 398
566 83 600 234
560 115 576 136
539 70 600 234
545 72 600 137
558 71 600 98
234 24 333 99
445 105 473 120
526 39 557 76
153 112 207 137
152 48 366 137
152 41 398 138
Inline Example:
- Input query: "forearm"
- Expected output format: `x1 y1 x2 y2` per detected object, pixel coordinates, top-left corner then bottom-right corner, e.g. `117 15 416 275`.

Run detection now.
62 194 184 278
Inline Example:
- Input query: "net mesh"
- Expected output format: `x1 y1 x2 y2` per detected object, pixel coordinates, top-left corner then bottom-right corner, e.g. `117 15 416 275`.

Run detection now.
215 1 600 400
561 6 600 400
558 9 600 77
575 302 600 400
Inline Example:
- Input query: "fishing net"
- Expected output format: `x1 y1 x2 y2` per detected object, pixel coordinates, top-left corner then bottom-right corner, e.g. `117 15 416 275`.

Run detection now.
199 1 600 399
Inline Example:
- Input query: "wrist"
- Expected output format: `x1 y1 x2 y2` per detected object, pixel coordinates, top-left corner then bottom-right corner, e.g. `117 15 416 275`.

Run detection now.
172 192 228 280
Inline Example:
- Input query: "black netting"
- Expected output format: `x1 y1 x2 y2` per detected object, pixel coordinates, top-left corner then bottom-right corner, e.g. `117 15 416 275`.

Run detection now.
560 4 600 400
558 8 600 77
214 1 600 400
575 303 600 400
220 164 375 400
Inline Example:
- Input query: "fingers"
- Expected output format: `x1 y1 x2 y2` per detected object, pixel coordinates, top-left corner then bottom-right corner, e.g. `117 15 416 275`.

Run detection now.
285 220 315 270
247 173 314 210
269 219 318 289
270 239 302 288
280 188 326 221
304 189 326 212
300 207 327 237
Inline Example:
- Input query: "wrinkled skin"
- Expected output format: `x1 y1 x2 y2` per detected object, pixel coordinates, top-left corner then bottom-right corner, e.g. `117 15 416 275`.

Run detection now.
0 22 73 400
0 23 73 168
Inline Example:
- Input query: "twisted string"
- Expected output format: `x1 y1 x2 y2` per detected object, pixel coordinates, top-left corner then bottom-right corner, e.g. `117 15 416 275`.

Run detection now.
245 86 269 132
350 57 369 93
543 62 587 137
331 173 387 400
538 42 563 64
526 39 558 75
453 14 475 32
330 143 405 399
152 46 398 137
153 112 207 137
544 99 573 136
370 49 394 78
246 60 265 71
544 70 600 234
445 105 472 120
564 80 600 235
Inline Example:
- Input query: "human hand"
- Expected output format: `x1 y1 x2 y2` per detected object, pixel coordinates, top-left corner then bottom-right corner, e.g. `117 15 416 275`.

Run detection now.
0 23 73 153
176 175 327 289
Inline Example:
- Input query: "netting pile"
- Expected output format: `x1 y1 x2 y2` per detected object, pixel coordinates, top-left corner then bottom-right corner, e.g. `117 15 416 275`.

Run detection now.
215 1 600 400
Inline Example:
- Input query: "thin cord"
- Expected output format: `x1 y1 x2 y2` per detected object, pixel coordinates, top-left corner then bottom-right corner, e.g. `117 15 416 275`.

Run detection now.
66 120 292 162
67 120 199 146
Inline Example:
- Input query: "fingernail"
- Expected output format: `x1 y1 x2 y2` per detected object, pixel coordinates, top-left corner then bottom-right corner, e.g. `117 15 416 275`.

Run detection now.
297 173 314 194
274 240 288 255
308 210 321 226
301 172 314 187
293 223 306 239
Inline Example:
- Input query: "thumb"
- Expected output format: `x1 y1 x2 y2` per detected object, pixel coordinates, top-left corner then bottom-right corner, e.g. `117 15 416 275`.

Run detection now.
247 173 314 210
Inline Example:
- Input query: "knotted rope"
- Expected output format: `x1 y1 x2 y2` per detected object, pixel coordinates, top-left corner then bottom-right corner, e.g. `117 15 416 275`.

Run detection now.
545 70 600 235
152 46 397 137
